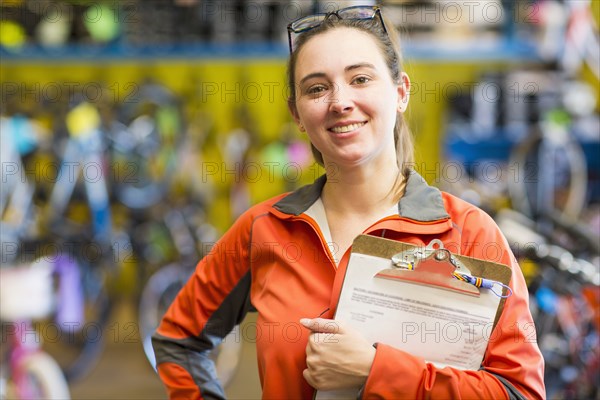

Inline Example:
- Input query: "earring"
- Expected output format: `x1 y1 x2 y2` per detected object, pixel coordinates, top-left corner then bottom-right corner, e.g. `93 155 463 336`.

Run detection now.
397 97 409 113
299 124 305 132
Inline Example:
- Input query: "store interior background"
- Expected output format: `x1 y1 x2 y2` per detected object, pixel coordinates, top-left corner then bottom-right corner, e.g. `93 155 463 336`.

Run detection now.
1 0 599 399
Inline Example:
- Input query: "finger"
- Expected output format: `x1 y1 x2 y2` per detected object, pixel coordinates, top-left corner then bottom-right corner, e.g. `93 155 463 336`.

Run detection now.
300 318 342 334
302 368 315 388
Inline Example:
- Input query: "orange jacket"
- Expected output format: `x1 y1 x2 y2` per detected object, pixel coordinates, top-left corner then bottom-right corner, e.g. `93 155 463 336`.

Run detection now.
152 171 545 399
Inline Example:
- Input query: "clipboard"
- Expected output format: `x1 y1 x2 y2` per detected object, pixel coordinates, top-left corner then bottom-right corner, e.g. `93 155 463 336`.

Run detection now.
315 235 512 400
348 235 512 327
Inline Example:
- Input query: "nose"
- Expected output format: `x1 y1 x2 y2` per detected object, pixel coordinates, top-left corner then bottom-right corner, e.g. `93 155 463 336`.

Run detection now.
327 83 354 114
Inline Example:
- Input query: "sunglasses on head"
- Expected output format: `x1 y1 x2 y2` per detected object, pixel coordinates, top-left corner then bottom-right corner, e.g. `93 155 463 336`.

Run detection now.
287 5 388 54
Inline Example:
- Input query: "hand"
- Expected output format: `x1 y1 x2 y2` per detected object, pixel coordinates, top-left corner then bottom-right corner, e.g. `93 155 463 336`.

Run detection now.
300 318 376 391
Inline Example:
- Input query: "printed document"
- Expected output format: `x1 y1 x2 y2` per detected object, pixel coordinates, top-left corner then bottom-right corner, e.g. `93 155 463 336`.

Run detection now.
315 251 503 400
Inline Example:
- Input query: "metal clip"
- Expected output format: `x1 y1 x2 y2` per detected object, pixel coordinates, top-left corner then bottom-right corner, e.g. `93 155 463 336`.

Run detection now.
391 239 471 274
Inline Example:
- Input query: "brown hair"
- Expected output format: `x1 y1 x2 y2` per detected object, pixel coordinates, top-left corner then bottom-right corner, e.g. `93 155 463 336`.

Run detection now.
287 14 414 191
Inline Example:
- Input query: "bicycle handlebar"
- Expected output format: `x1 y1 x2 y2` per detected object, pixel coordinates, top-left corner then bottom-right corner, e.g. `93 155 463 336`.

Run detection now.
496 209 600 286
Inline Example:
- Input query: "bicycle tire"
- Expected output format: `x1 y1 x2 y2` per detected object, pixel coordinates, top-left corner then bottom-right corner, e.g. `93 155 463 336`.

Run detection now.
13 351 71 400
138 263 242 387
139 262 189 370
508 128 588 219
61 266 112 383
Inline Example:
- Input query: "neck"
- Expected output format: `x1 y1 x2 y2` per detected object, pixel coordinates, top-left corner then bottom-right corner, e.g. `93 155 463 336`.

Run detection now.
321 158 403 215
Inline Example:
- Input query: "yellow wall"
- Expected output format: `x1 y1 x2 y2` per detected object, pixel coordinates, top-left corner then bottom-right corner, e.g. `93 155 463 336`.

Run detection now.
0 59 519 160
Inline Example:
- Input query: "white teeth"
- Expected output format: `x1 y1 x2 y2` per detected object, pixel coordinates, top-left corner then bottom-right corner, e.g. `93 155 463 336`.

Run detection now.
331 122 365 133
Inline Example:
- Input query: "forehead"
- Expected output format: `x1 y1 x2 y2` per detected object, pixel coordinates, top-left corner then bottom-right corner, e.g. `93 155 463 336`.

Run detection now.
295 27 386 76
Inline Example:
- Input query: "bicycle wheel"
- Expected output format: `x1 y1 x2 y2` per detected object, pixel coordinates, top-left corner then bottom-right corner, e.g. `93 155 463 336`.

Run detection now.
12 351 71 400
138 263 188 370
138 263 242 387
508 120 588 220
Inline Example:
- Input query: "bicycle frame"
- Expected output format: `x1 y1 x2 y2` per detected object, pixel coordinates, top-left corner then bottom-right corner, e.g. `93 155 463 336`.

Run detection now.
48 106 113 242
1 259 72 400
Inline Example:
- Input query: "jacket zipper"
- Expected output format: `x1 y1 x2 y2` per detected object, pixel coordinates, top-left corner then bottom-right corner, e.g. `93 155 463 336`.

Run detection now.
289 214 338 272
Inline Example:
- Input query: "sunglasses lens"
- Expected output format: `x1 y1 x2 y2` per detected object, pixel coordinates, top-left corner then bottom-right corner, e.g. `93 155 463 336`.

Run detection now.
291 14 326 33
288 7 384 53
337 7 376 20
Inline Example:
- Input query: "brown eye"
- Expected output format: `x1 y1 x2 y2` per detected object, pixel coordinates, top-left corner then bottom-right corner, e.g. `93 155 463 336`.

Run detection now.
306 84 328 95
352 76 371 85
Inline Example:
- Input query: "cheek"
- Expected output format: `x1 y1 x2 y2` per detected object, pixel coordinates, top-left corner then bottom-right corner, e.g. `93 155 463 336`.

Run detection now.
359 98 396 125
377 94 400 122
297 100 326 126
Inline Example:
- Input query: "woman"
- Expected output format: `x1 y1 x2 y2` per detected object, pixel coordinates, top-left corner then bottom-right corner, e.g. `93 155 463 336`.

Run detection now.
153 6 545 399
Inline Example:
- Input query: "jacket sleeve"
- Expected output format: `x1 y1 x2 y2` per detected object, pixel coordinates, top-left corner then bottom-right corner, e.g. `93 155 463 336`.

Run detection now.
361 209 546 399
151 213 254 400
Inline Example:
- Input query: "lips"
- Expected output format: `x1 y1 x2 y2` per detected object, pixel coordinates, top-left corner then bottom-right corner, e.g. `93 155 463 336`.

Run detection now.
329 121 366 133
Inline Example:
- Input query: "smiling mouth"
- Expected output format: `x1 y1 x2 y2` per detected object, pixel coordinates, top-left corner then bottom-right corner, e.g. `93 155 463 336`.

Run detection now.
329 122 366 133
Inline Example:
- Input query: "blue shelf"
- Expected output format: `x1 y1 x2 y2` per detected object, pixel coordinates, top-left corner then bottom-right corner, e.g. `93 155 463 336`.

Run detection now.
405 38 540 62
445 134 600 201
0 42 289 62
445 135 515 165
0 38 540 63
445 134 600 173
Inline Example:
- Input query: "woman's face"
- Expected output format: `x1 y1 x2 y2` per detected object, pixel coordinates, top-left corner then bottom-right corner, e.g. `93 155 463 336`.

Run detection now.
290 27 409 170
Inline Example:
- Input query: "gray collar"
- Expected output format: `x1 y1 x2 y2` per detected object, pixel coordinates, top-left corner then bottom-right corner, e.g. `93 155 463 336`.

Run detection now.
273 170 450 222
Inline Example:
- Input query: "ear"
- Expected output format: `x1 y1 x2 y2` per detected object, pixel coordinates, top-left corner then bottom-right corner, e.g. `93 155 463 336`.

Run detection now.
288 98 305 132
396 72 411 113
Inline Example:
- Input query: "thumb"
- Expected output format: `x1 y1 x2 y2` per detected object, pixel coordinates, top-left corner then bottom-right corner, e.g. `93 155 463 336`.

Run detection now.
299 318 342 334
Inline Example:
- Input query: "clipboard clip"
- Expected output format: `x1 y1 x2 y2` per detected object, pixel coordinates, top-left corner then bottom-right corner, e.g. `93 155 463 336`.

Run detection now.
391 239 470 273
383 239 512 298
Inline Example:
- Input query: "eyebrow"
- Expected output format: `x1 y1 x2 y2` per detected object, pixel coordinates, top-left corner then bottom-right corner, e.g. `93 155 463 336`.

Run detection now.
299 63 377 86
